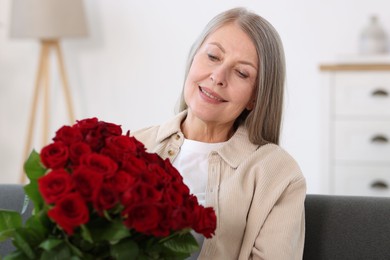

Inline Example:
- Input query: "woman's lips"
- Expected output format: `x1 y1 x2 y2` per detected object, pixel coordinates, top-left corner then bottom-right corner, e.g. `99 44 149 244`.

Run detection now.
199 86 227 102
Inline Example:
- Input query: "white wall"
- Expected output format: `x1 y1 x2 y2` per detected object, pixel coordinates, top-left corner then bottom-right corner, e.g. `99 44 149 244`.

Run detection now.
1 0 390 193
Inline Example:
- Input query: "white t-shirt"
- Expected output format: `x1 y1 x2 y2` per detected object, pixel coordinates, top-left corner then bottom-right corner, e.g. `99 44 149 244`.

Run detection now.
172 138 225 260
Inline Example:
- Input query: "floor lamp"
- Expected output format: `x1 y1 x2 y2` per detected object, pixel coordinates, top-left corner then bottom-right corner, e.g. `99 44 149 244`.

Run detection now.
10 0 88 183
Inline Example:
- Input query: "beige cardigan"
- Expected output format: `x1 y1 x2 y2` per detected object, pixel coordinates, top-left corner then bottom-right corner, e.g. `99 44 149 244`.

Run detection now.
133 111 306 260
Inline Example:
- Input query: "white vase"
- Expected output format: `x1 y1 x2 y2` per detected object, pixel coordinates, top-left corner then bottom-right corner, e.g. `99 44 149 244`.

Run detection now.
359 16 387 54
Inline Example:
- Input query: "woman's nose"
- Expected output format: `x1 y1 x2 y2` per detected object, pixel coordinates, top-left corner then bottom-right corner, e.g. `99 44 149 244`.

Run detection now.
210 66 227 87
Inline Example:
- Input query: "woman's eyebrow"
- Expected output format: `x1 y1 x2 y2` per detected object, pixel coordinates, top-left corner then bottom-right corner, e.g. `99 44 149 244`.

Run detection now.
208 42 257 69
208 42 225 53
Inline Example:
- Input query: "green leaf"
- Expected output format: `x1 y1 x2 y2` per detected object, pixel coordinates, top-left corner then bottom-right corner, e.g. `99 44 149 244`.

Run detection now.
23 150 46 180
39 238 63 251
40 242 72 260
0 210 22 241
80 225 93 243
12 226 47 259
0 210 22 230
161 232 199 255
13 230 36 259
68 235 94 253
69 257 83 260
110 238 139 260
3 250 29 260
0 229 16 242
88 219 130 242
24 182 43 212
25 211 50 238
65 240 84 258
23 151 45 212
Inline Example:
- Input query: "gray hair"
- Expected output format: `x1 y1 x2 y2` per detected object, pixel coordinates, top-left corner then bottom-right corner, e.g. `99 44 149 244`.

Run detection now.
177 7 285 145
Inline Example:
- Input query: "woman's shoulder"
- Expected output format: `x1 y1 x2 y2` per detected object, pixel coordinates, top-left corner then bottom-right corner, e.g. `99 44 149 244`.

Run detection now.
257 143 296 161
251 143 304 181
132 125 159 139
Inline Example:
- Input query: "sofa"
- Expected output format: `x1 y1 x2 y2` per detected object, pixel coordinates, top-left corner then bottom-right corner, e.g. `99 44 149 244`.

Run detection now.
0 184 34 257
1 185 390 259
303 194 390 259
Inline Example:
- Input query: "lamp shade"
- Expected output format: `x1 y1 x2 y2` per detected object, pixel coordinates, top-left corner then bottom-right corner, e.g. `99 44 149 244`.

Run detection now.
10 0 88 39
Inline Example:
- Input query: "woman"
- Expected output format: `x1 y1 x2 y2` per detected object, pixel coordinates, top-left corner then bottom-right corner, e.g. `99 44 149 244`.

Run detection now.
133 7 306 260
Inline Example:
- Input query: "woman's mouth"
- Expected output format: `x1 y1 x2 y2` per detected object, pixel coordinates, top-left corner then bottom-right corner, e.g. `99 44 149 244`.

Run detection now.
199 87 226 102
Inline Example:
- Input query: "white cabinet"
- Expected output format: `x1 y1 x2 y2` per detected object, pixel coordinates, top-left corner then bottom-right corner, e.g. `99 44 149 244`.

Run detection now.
321 63 390 196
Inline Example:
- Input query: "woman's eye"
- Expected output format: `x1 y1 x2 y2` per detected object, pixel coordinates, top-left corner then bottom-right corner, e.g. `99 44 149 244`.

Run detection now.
237 70 249 78
207 53 219 61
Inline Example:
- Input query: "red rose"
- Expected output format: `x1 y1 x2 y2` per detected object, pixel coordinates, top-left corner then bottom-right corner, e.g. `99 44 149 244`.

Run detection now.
38 169 73 204
80 153 118 177
121 156 148 176
143 153 164 166
69 142 92 165
147 208 171 237
102 135 138 162
163 188 184 208
153 214 172 237
122 202 162 235
105 170 136 194
133 137 146 154
192 206 217 238
75 117 99 136
133 167 164 189
47 192 89 235
121 189 135 208
53 125 83 145
72 166 104 202
183 194 199 210
124 134 146 156
164 159 184 182
171 180 190 196
147 164 172 186
40 142 69 169
129 183 162 203
171 207 193 231
85 129 105 151
98 122 122 137
93 182 119 212
85 122 122 151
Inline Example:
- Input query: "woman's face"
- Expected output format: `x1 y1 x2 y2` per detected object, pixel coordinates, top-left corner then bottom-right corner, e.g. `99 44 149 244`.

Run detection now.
184 22 258 128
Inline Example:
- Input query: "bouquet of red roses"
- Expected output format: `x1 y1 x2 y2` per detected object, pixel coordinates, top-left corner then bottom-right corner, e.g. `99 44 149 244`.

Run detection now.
0 118 216 259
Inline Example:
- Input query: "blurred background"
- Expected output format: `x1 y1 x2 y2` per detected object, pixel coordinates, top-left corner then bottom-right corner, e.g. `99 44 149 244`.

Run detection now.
1 0 390 194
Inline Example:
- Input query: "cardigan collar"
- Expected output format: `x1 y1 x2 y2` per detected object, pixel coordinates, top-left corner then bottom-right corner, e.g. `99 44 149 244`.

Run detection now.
156 110 259 169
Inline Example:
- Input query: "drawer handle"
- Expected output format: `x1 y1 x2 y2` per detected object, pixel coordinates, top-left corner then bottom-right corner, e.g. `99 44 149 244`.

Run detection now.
370 180 389 190
371 89 389 97
371 135 388 143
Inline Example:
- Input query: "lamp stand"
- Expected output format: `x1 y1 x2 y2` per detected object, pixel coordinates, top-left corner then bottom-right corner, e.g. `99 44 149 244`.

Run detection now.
20 39 75 183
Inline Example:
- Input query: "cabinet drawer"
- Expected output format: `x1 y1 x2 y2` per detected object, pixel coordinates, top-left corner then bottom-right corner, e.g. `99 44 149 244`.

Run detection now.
334 120 390 162
334 72 390 116
334 165 390 196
